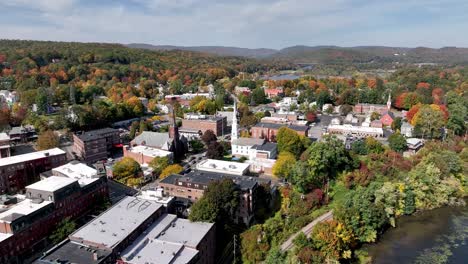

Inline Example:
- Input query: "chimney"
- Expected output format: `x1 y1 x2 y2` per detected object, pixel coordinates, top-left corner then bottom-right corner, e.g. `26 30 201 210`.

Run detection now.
92 252 98 261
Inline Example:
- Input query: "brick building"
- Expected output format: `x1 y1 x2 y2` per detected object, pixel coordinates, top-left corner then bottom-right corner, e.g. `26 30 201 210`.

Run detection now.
180 113 227 137
35 196 216 264
0 148 67 194
159 170 270 225
250 122 309 142
0 132 11 158
123 145 173 165
0 167 108 264
73 128 121 164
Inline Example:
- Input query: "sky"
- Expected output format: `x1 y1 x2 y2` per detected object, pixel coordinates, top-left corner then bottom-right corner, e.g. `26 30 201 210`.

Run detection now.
0 0 467 49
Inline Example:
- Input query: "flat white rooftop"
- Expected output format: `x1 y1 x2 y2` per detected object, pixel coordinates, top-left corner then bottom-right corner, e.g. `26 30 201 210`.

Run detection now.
196 159 250 175
120 214 213 264
70 196 163 249
129 145 173 158
0 132 9 141
0 148 65 167
327 124 384 134
0 199 53 224
26 176 77 192
52 162 100 187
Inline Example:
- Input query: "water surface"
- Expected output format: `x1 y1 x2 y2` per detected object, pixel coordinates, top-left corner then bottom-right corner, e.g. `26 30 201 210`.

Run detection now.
366 205 468 264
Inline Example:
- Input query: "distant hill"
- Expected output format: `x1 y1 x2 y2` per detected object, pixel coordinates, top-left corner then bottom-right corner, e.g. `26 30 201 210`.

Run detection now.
127 43 468 64
126 43 277 58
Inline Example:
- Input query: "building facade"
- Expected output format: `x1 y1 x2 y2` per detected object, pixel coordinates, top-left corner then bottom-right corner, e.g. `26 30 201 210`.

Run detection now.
0 171 108 264
123 145 173 165
0 132 11 158
159 171 270 225
0 148 67 194
73 128 121 164
181 114 227 137
250 123 308 142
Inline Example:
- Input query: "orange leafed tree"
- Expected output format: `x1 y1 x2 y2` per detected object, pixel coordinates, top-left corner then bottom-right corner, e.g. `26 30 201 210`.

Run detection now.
431 88 444 104
416 82 430 89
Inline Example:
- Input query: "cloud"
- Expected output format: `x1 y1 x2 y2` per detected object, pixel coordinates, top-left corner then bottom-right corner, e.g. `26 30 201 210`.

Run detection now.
0 0 76 13
0 0 467 48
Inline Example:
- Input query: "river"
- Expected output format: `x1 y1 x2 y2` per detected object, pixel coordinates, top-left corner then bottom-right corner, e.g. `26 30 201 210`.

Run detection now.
366 205 468 264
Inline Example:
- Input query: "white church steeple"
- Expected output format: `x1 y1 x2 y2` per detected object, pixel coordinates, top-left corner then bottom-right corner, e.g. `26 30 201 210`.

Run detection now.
231 100 238 142
386 93 392 110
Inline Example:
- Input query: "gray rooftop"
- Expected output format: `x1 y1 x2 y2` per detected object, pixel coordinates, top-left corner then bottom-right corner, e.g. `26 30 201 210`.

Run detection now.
231 137 265 147
120 214 213 264
132 131 171 149
253 122 309 132
76 128 119 142
34 241 111 264
70 196 163 249
161 170 270 190
252 142 277 152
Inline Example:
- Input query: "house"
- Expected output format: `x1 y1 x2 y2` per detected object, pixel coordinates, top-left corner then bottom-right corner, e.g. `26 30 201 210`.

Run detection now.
264 87 283 99
401 122 414 137
380 111 395 126
404 138 424 157
9 125 37 143
234 86 251 96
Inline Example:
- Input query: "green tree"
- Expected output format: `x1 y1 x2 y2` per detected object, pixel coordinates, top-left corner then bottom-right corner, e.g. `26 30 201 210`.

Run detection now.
36 130 60 150
388 132 408 152
251 87 267 105
277 127 304 158
112 157 142 182
49 217 76 244
413 105 446 139
335 183 388 243
35 87 50 114
189 179 239 223
189 139 205 153
365 137 385 154
351 140 368 155
391 117 402 131
306 136 354 187
149 156 170 176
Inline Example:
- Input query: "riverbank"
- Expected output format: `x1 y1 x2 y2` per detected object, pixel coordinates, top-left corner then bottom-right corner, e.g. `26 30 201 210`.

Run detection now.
365 204 468 264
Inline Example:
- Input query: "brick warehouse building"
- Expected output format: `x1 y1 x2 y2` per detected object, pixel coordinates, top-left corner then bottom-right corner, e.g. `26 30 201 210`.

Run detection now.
73 128 121 164
0 166 108 264
0 148 67 194
180 113 227 137
159 170 270 225
250 122 309 142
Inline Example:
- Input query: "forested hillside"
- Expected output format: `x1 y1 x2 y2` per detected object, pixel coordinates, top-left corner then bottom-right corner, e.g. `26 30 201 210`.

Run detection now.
0 40 290 131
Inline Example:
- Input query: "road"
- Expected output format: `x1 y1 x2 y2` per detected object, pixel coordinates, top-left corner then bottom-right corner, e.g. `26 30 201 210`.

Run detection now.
280 211 333 252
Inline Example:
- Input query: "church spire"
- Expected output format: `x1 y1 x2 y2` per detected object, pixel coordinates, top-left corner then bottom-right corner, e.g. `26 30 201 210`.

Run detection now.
231 100 238 142
387 93 391 110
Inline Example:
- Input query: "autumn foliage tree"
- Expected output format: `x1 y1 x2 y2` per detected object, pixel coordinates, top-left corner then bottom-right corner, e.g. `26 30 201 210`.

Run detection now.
36 130 59 150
